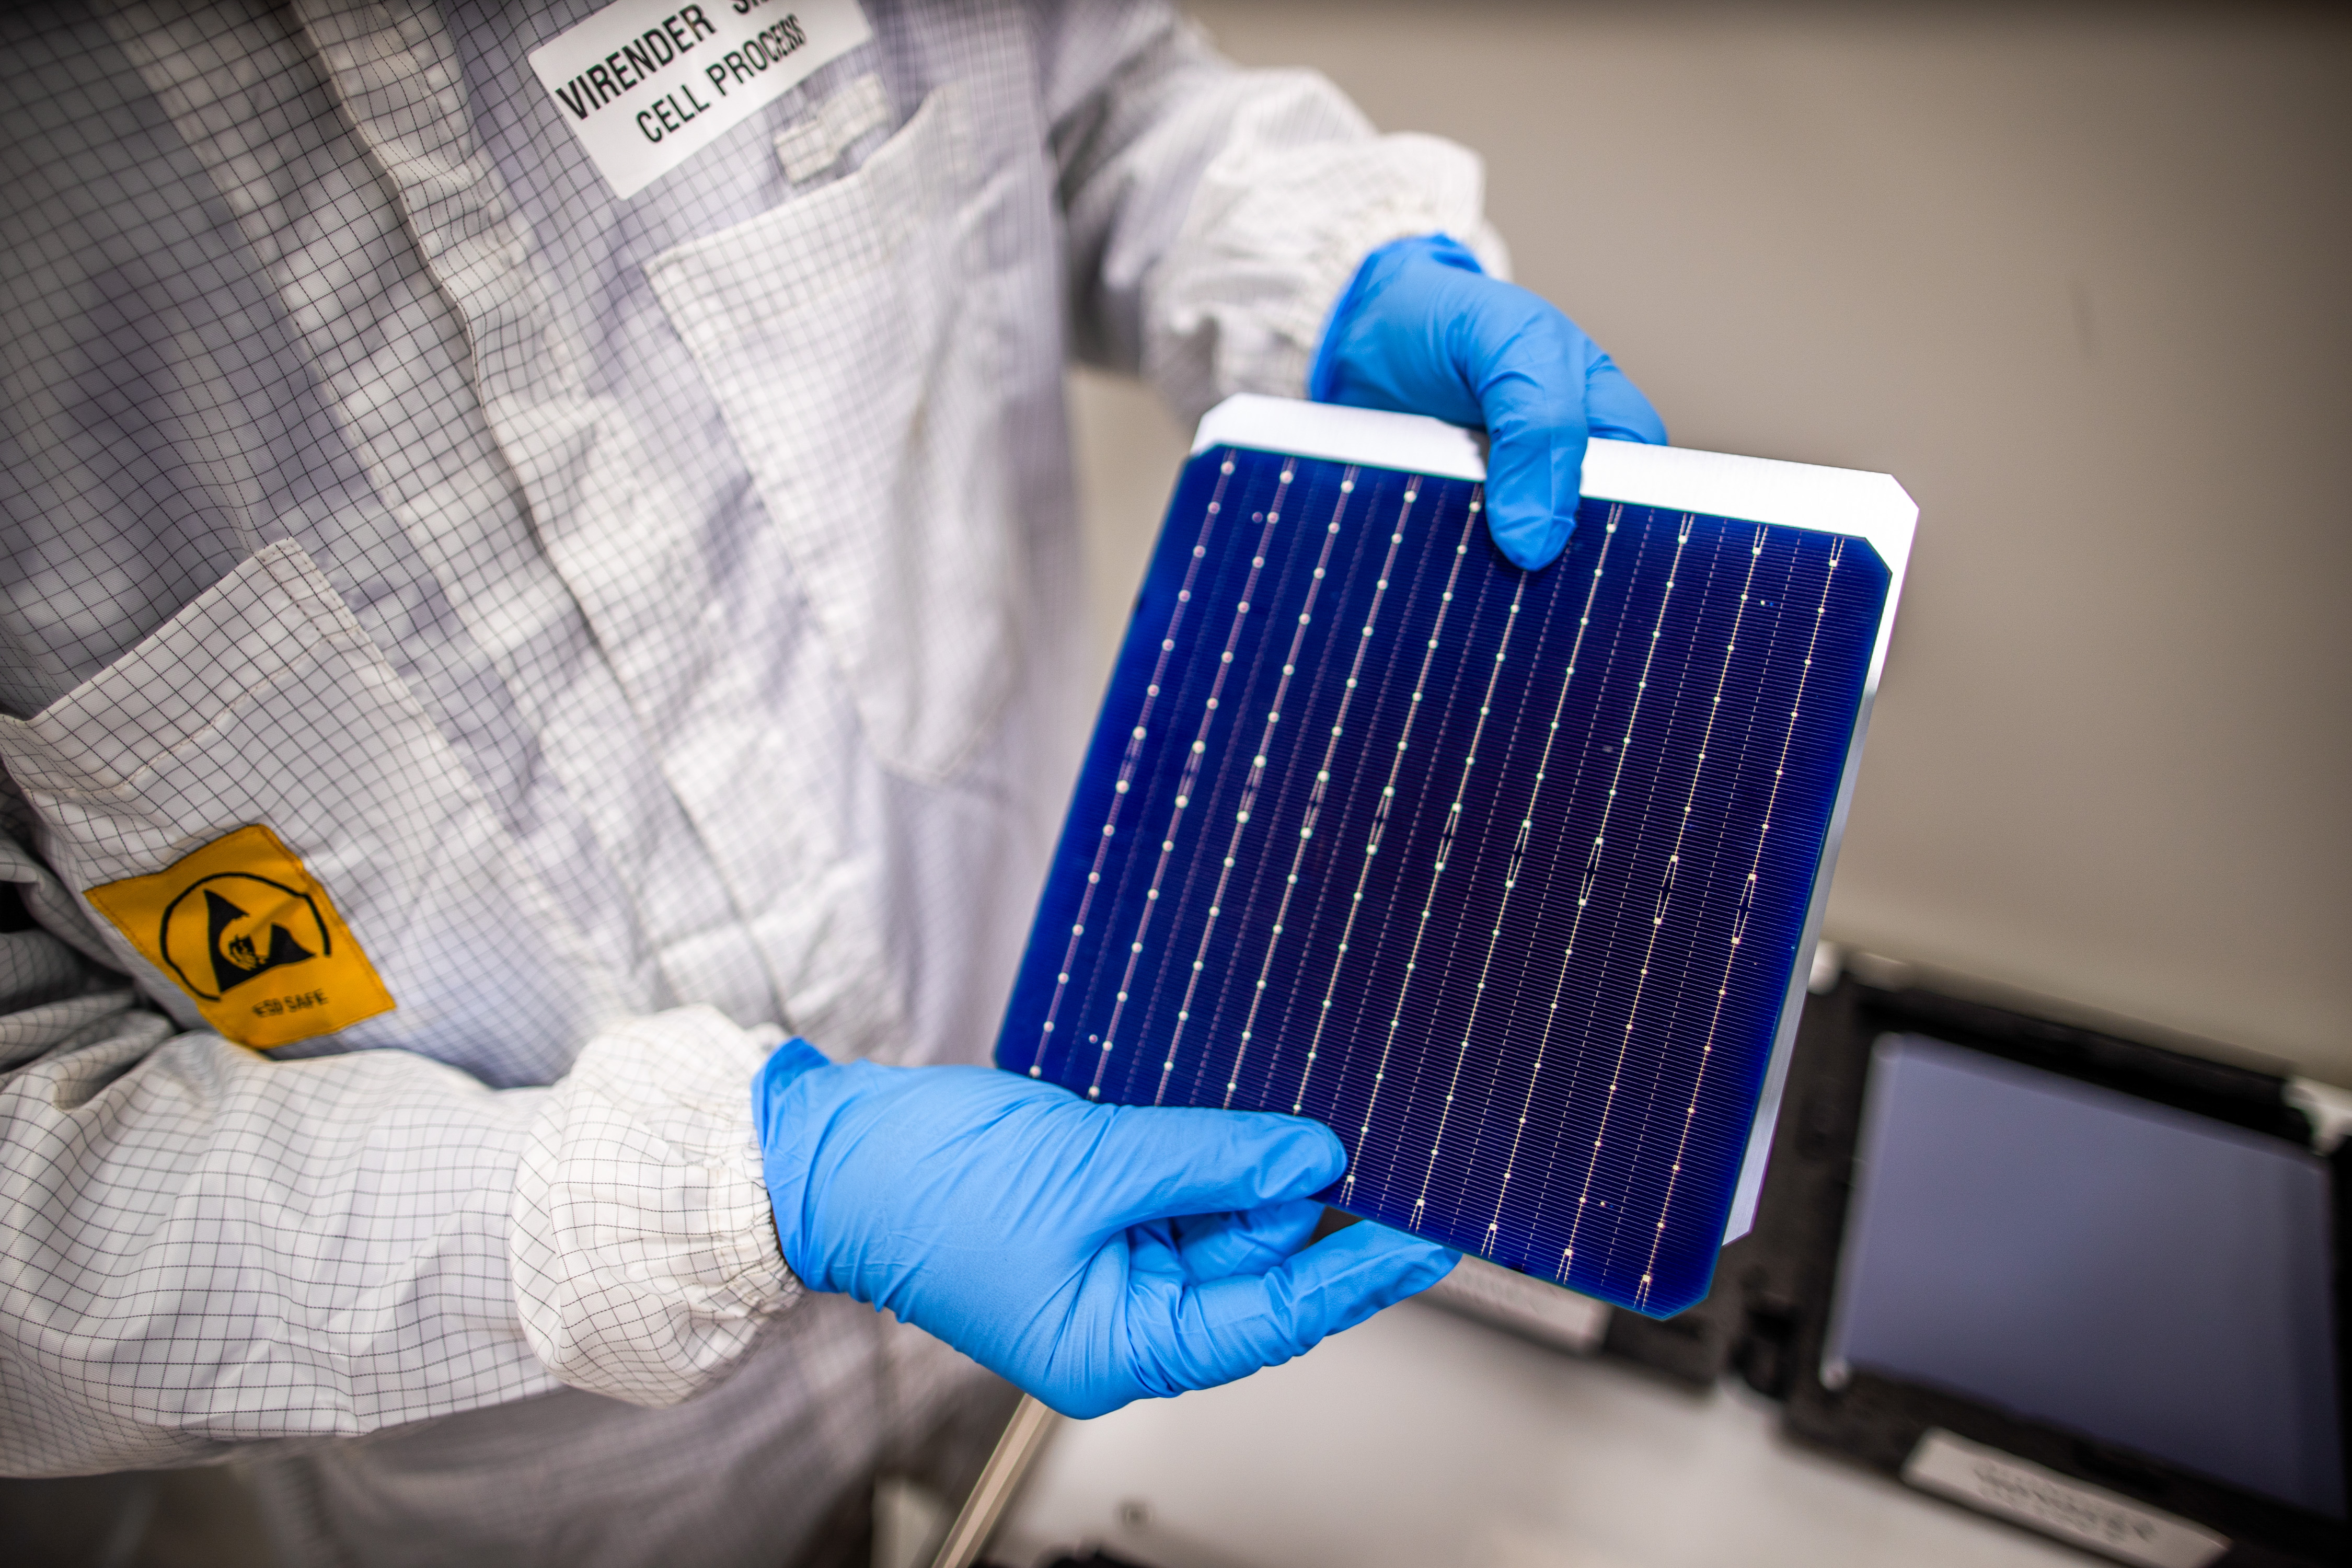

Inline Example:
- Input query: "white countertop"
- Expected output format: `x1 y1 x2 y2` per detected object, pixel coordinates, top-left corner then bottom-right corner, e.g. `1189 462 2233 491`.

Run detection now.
990 1293 2081 1568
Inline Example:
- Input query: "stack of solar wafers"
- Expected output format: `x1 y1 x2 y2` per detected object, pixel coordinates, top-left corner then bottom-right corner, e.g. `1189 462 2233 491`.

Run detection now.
999 396 1914 1317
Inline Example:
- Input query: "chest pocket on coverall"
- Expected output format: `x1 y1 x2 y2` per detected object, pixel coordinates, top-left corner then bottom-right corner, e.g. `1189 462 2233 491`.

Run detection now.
645 84 1019 785
0 540 618 1087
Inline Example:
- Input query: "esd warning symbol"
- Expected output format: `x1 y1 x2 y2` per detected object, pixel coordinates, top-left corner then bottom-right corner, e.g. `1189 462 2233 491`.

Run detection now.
86 825 395 1049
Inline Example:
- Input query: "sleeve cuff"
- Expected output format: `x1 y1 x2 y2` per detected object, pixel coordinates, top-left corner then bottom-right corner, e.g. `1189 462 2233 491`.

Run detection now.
511 1006 801 1406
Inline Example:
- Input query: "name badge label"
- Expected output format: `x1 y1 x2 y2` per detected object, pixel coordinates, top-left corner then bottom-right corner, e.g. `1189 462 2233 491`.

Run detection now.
528 0 872 199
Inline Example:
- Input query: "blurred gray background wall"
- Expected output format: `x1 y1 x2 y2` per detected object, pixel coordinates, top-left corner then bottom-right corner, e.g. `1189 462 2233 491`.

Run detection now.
1070 1 2351 1083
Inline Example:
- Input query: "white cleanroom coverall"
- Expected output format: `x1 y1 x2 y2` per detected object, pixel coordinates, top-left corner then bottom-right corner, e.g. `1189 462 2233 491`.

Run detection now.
0 0 1502 1559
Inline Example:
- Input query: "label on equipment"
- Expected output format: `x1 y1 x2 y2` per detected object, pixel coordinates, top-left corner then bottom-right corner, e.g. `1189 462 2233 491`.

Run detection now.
1903 1430 2228 1568
528 0 871 199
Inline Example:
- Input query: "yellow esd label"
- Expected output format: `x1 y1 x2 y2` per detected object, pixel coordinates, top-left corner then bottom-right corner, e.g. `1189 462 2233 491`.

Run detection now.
85 825 395 1050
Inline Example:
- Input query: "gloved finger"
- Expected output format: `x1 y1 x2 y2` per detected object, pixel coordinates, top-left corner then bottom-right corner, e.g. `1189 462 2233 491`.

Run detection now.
1171 1198 1326 1282
1585 354 1668 446
1071 1106 1347 1233
1138 1221 1459 1396
1475 342 1590 572
1125 1217 1188 1288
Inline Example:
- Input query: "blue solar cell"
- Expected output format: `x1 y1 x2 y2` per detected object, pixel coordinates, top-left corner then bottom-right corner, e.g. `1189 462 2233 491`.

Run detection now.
999 414 1895 1317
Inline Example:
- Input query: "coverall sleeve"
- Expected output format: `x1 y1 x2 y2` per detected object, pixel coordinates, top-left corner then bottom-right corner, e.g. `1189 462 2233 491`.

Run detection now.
0 834 793 1477
1040 0 1510 421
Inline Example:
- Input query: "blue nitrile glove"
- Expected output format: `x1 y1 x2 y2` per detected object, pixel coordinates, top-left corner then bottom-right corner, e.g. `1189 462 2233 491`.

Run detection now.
753 1040 1457 1419
1310 233 1669 570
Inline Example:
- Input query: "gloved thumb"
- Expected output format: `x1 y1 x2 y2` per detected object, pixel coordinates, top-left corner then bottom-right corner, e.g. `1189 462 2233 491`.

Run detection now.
1072 1106 1347 1232
1262 1219 1459 1352
1469 306 1593 572
1143 1220 1459 1394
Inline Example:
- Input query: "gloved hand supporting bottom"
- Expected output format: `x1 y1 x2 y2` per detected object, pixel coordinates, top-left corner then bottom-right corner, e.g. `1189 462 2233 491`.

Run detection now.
752 1041 1458 1418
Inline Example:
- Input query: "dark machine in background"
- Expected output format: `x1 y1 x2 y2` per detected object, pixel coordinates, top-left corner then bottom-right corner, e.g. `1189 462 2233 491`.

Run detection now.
1561 971 2349 1567
901 963 2351 1568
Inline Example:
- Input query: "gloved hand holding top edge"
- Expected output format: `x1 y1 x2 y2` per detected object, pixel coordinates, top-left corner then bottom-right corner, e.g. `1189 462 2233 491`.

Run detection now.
754 1040 1457 1419
1312 234 1670 570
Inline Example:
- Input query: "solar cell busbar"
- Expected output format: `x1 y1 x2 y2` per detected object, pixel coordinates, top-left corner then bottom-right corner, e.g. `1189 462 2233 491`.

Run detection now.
998 396 1915 1317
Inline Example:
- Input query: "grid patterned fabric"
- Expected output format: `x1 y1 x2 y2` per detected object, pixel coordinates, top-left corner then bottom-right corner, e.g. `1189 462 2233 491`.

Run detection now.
1004 445 1888 1316
0 0 1503 1546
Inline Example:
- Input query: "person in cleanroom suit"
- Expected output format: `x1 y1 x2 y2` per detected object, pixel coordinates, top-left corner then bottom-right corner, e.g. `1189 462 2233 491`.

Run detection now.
0 1 1664 1562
